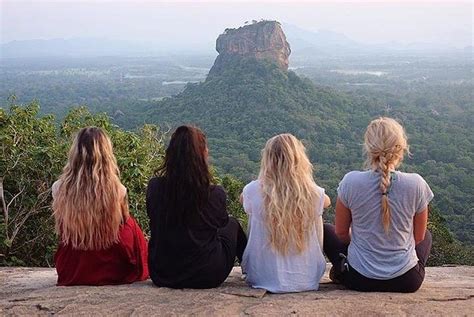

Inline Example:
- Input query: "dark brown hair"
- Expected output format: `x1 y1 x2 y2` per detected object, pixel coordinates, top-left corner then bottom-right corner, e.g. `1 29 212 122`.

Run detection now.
158 125 211 224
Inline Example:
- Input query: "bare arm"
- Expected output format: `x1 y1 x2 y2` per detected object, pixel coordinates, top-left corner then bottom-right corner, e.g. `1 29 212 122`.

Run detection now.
323 194 331 208
121 185 130 221
121 193 130 221
335 197 352 244
414 207 428 245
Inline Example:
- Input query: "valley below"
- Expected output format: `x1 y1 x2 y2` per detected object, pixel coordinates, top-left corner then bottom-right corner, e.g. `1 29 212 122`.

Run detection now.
1 22 472 267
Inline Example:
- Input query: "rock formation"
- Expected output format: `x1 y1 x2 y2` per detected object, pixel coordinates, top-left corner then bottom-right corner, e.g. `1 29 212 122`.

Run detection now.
209 20 291 75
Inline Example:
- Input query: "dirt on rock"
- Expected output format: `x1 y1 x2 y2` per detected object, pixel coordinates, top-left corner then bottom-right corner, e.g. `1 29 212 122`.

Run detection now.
1 265 473 316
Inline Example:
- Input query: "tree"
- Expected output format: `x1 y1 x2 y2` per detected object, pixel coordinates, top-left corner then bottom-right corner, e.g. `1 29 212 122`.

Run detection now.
0 101 249 266
427 206 474 266
0 102 165 266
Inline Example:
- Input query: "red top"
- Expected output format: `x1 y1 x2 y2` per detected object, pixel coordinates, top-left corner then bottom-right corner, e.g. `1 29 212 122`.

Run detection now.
54 216 149 286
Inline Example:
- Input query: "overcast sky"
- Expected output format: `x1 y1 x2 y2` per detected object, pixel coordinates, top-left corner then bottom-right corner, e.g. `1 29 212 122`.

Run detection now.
1 0 472 48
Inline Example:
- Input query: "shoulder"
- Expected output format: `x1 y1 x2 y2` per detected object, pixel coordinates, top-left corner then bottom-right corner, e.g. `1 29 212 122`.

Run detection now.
313 184 325 200
340 170 371 185
210 184 227 202
52 179 62 199
52 179 61 190
122 215 139 229
315 184 325 194
338 171 373 202
120 183 127 197
211 184 226 195
243 180 260 196
396 171 431 189
147 176 164 191
396 171 424 181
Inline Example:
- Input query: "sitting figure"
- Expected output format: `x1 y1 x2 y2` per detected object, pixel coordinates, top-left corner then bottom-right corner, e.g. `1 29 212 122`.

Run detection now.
147 125 247 289
52 127 149 286
324 117 433 292
241 134 331 293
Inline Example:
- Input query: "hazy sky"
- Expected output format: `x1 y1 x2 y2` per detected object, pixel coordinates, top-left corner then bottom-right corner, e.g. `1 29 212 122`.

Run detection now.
1 0 472 48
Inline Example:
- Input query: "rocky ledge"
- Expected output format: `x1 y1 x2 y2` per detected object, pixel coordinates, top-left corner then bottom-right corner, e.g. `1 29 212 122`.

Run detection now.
1 265 473 316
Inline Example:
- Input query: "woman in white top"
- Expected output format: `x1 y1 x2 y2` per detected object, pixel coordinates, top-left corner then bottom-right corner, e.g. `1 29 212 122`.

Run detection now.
324 117 433 292
241 133 331 293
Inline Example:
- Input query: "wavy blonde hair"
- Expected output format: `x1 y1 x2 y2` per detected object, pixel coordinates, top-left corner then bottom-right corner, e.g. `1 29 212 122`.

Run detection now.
52 127 128 250
259 134 322 255
364 117 409 233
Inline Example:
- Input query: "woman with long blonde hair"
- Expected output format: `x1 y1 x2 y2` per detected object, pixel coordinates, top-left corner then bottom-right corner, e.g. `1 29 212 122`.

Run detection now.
241 133 330 293
324 117 433 292
52 127 148 286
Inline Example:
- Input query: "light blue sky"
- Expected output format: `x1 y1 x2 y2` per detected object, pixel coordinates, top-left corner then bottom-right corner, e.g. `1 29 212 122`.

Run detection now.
1 1 472 48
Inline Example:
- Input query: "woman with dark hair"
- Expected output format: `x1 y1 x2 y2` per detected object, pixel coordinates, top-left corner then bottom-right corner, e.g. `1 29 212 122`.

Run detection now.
146 125 247 289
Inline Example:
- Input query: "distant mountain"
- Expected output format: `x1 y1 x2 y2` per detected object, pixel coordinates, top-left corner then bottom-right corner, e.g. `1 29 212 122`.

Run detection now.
0 38 214 59
2 24 467 60
282 23 364 55
281 23 469 62
0 38 146 58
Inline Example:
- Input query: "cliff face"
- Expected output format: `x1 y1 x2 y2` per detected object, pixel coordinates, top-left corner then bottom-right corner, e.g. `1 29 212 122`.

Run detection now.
209 21 291 75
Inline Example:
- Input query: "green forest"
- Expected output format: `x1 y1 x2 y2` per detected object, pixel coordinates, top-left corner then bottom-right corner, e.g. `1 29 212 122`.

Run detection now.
0 55 472 267
138 58 474 246
0 101 472 267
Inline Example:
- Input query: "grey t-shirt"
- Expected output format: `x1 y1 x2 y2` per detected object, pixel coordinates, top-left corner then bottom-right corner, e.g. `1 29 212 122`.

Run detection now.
338 170 434 280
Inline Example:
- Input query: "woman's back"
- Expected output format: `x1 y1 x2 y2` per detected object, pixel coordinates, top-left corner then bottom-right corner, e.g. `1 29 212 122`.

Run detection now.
146 126 247 289
147 177 232 288
325 117 433 292
52 127 149 286
55 215 148 286
339 170 433 279
242 181 326 293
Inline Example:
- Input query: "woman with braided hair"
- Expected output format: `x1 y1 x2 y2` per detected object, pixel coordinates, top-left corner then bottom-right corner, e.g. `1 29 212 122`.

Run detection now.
323 117 433 292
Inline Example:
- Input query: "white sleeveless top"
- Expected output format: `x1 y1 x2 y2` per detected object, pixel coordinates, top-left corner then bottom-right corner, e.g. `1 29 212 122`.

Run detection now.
241 180 326 293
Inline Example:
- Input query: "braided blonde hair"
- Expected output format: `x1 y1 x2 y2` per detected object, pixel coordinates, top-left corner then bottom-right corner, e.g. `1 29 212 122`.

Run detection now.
364 117 409 233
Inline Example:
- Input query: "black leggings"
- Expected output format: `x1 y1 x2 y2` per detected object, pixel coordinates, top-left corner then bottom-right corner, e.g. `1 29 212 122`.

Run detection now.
214 216 247 286
323 224 432 293
218 216 248 265
173 216 247 289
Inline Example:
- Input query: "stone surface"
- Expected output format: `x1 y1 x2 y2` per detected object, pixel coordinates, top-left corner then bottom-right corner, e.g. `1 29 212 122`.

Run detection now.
1 265 473 316
209 20 291 75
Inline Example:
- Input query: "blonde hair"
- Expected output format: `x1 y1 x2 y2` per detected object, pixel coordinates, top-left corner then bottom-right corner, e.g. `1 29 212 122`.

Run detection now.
259 134 322 255
364 117 409 233
52 127 128 250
